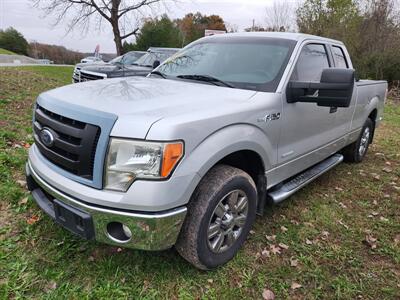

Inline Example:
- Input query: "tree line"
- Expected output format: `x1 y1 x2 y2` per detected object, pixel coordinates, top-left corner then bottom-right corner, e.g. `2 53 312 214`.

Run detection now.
122 13 226 52
2 0 399 83
296 0 400 83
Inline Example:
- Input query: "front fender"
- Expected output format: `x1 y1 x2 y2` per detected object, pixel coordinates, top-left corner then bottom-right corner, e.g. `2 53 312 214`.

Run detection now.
174 123 273 178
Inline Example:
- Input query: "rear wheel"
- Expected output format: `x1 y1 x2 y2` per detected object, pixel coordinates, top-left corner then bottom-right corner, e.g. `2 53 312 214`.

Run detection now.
343 118 374 163
175 165 257 270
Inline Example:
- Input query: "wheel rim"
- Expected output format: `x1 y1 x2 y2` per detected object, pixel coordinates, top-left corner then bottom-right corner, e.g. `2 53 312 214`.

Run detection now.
207 189 248 253
359 127 370 157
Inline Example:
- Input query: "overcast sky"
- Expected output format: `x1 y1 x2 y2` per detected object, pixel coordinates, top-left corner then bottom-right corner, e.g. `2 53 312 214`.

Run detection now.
0 0 295 53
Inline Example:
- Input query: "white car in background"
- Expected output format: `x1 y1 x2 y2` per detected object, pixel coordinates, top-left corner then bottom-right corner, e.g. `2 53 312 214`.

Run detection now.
80 56 104 64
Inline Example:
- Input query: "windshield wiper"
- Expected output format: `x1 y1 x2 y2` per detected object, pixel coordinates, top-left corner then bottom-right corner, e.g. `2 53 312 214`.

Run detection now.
149 70 166 78
176 74 235 88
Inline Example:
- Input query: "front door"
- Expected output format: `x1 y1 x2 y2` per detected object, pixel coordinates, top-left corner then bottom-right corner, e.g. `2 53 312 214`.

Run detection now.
278 43 337 166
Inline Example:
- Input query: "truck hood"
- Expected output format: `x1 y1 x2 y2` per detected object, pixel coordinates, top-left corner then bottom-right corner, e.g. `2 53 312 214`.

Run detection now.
37 76 257 139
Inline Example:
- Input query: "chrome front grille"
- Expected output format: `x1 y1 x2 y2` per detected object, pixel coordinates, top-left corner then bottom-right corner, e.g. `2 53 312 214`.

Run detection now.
33 104 101 180
79 71 106 82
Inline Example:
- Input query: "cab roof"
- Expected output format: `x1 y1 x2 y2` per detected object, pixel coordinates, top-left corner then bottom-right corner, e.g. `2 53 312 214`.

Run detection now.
204 32 344 45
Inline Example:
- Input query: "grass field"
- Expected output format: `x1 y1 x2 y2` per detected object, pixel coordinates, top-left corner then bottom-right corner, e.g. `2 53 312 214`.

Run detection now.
0 66 399 299
0 48 17 55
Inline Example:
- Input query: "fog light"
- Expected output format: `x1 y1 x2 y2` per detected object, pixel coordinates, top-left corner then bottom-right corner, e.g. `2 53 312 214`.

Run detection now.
106 222 132 243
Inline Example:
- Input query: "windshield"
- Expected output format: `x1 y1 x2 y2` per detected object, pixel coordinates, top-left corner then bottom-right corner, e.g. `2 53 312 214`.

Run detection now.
122 52 144 65
110 55 123 64
157 37 296 92
134 51 174 67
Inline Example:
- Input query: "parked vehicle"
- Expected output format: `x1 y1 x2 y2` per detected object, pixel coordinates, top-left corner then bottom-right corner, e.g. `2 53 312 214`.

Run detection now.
72 51 146 83
26 32 387 269
80 56 103 64
75 48 179 82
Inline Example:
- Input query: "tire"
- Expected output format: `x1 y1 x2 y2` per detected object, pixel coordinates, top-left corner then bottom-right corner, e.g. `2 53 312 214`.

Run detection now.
342 118 374 163
175 164 257 270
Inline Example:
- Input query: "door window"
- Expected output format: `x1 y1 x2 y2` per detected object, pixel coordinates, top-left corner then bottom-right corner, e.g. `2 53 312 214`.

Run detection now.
291 44 329 81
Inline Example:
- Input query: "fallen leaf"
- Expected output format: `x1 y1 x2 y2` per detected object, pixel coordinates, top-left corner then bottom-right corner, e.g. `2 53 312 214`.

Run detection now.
290 258 299 267
290 219 299 225
88 256 95 262
382 167 392 173
250 230 256 235
291 282 302 290
394 234 400 245
335 187 344 192
379 216 389 222
383 194 390 199
363 235 377 249
261 249 270 257
262 289 275 300
45 281 57 292
265 234 276 242
280 226 288 233
304 222 315 228
321 231 330 240
27 215 40 225
117 247 123 252
16 180 26 187
373 199 378 205
305 239 313 245
338 220 349 230
207 279 213 284
339 202 347 209
23 143 30 148
278 243 289 250
371 173 380 180
371 211 379 216
19 197 28 205
270 244 281 255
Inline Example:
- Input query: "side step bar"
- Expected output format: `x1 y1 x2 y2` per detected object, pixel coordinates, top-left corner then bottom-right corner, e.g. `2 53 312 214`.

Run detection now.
268 154 344 204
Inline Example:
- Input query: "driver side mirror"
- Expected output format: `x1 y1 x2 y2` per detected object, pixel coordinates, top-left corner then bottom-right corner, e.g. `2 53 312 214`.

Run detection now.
286 68 355 107
152 60 160 69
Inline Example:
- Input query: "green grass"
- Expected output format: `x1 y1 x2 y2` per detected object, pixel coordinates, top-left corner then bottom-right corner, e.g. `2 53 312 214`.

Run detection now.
0 48 17 55
0 66 399 299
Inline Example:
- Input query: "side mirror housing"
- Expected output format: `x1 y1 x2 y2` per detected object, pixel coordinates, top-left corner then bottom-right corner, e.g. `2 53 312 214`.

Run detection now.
286 68 355 107
152 60 160 69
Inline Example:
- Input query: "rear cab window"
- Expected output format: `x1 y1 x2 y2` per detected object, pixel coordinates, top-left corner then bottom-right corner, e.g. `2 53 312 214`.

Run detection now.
332 46 348 68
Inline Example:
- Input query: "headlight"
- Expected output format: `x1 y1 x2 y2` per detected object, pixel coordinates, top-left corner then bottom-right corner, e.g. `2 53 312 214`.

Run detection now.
104 138 184 191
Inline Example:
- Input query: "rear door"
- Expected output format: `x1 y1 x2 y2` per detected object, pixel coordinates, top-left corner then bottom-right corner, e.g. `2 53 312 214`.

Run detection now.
278 42 337 164
329 44 357 138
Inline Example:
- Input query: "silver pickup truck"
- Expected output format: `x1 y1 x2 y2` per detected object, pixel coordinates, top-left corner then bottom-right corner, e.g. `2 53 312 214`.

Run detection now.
26 32 387 269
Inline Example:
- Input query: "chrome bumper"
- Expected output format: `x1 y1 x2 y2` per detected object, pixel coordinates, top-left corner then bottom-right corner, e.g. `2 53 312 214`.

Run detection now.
26 162 187 251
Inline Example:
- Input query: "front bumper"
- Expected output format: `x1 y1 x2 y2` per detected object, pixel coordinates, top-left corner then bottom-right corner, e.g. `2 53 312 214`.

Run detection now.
26 162 187 250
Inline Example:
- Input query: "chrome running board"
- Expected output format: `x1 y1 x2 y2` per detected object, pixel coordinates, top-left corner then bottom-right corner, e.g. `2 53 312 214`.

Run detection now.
268 154 344 204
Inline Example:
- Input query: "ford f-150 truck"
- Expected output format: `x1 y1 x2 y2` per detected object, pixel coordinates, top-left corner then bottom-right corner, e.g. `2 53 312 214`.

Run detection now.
26 32 387 269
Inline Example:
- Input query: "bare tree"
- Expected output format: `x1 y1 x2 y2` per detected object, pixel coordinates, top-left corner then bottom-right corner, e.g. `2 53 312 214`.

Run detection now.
33 0 168 55
265 1 295 32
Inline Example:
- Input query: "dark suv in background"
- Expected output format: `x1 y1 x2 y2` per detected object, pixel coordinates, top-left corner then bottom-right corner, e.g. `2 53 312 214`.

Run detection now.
72 51 146 83
73 47 179 82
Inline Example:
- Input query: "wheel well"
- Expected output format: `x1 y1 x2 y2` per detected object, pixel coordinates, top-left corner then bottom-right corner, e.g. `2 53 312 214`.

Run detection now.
217 150 264 183
368 109 377 143
368 109 377 123
216 150 267 215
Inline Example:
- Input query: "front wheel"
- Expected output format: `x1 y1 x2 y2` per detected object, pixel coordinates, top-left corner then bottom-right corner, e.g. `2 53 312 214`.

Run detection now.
175 165 257 270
